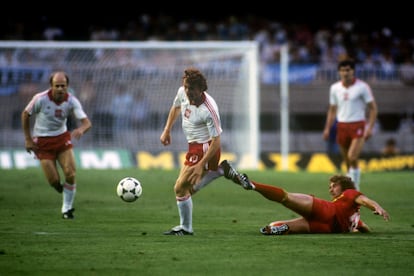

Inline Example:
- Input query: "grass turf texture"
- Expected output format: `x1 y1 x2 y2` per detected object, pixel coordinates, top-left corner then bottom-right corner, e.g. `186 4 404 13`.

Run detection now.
0 169 413 275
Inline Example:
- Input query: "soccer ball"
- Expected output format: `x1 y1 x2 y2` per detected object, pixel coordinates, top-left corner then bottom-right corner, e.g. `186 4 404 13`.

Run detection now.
116 177 142 202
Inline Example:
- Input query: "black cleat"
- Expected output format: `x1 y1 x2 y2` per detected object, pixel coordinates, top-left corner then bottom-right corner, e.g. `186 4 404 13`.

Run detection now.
220 160 255 190
62 208 75 219
260 224 289 235
163 226 193 236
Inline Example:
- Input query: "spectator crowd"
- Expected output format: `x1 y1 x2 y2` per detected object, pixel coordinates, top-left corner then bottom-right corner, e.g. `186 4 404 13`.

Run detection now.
1 14 413 72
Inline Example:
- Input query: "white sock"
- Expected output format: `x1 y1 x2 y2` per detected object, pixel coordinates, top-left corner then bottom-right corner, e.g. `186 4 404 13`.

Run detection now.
348 168 360 191
177 196 193 232
62 183 76 213
192 168 224 194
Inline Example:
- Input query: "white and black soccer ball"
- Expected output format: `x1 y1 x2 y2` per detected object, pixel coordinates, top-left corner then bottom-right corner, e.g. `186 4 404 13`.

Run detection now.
116 177 142 202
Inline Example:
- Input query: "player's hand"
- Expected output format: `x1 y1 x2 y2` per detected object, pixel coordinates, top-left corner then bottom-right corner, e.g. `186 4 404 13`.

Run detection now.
71 128 84 140
373 207 390 221
25 139 38 154
364 128 374 141
160 131 171 146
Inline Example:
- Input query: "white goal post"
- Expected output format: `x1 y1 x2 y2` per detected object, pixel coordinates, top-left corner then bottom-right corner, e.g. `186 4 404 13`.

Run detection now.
0 41 260 169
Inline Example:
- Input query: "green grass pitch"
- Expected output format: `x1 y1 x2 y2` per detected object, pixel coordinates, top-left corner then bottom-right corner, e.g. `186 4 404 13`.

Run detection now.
0 168 413 275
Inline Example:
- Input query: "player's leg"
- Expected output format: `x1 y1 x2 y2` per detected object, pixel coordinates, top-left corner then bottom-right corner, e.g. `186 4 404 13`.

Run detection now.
191 151 223 194
39 159 62 193
347 137 365 191
337 121 365 190
191 169 223 194
165 143 220 235
338 145 351 171
253 184 314 217
164 165 194 235
263 198 338 234
36 137 63 193
57 148 77 219
336 122 351 172
191 143 224 194
221 160 314 215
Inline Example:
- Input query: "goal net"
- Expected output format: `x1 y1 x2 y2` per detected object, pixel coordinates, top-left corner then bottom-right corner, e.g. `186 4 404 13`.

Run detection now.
0 41 259 168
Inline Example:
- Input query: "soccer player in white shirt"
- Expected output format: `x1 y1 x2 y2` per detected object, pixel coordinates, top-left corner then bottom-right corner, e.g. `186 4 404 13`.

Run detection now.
323 58 378 190
160 67 224 235
21 71 92 219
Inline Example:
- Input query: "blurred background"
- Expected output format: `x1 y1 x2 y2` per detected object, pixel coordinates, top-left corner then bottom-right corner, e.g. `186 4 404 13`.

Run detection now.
0 13 413 169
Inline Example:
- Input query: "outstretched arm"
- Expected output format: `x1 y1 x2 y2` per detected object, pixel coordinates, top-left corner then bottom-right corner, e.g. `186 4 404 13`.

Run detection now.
355 194 390 221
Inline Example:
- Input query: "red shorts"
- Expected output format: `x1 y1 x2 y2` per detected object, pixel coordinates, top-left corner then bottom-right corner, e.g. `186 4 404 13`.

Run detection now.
33 131 73 160
184 142 221 171
336 121 365 148
307 197 337 233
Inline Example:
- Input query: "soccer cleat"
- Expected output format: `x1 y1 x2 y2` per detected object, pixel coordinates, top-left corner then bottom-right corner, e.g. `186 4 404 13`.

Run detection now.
220 160 238 182
62 208 75 219
239 173 255 190
260 224 289 235
163 226 193 236
220 160 254 190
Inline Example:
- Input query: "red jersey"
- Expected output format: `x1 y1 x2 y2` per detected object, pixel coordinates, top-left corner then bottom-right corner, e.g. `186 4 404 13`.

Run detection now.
332 189 363 232
309 189 362 233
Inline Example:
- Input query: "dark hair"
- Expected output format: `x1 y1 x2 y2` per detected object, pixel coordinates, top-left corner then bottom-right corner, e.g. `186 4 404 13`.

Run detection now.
49 71 69 85
182 67 207 91
337 58 355 70
385 138 396 146
329 174 356 190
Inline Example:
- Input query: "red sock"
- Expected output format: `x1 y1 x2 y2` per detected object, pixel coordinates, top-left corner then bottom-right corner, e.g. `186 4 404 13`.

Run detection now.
252 181 288 203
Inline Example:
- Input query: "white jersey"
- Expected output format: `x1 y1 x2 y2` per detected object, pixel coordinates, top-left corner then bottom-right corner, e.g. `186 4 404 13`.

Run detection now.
329 78 374 123
173 86 222 143
24 89 88 137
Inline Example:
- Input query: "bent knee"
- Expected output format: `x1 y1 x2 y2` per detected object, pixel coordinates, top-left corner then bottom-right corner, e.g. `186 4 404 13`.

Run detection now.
63 168 76 182
174 179 191 196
